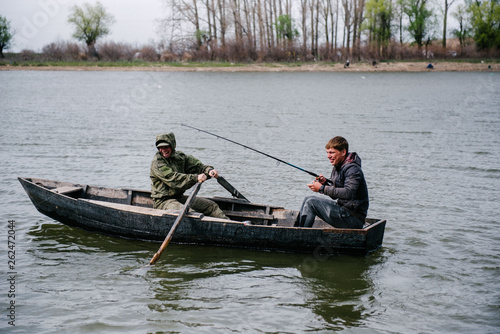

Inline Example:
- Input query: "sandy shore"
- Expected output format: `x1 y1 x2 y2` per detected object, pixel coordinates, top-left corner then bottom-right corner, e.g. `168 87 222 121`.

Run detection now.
0 61 497 72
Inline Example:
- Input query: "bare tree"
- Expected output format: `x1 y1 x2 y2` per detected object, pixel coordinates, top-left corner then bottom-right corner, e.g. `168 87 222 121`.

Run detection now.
352 0 366 60
192 0 203 48
441 0 456 48
218 0 228 47
342 0 353 57
256 0 266 51
310 0 318 57
266 0 276 48
300 0 309 54
334 0 339 50
150 0 486 63
320 0 332 55
451 3 470 51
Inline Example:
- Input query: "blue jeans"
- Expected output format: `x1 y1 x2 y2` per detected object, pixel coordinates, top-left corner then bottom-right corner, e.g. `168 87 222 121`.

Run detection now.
298 195 364 228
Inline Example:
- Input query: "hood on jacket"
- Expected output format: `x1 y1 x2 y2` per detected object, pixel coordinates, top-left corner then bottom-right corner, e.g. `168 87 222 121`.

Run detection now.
341 152 362 168
155 132 177 151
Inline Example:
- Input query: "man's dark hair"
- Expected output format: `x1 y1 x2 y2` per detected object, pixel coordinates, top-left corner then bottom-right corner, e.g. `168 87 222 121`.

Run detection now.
325 136 349 152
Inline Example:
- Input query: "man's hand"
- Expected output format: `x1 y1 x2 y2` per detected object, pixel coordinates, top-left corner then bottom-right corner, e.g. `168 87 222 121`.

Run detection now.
307 180 323 192
208 169 219 178
198 173 208 183
316 174 327 185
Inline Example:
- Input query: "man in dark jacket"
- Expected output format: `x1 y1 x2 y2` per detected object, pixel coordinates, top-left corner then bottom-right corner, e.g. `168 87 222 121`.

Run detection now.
150 132 229 219
298 136 369 229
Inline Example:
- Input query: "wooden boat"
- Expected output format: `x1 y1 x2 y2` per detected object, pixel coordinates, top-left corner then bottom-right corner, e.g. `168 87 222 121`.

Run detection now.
18 177 386 255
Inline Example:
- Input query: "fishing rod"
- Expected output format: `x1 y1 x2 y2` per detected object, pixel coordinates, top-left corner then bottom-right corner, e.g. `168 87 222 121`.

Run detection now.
181 124 332 185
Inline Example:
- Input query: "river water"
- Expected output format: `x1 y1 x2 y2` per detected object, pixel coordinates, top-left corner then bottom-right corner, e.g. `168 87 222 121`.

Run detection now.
1 69 499 333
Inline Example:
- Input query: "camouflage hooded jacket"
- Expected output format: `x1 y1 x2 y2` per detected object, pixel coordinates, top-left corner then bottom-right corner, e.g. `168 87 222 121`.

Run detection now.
150 132 213 201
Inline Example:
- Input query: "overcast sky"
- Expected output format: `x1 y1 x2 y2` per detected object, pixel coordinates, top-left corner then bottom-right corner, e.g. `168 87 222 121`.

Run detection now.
1 0 165 52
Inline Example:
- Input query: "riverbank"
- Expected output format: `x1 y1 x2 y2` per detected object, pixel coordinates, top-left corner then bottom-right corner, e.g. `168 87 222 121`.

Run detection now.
0 61 498 72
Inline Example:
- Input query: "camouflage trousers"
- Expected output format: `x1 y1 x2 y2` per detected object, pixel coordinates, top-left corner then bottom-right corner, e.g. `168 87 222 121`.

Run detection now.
154 196 229 220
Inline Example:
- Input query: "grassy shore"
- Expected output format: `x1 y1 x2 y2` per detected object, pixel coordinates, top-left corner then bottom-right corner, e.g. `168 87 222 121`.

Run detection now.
0 59 498 72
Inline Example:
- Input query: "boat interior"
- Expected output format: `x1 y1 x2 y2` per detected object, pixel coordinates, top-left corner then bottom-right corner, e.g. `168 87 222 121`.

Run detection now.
26 178 379 229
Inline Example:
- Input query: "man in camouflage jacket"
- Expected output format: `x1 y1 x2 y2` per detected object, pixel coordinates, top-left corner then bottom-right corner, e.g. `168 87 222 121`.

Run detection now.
150 132 228 219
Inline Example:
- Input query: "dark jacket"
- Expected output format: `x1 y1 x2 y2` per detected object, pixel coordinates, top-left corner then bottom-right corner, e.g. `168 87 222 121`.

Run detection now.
150 132 213 202
323 152 369 222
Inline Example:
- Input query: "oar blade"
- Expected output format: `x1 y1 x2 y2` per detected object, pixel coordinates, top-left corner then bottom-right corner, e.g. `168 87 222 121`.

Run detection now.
217 176 249 202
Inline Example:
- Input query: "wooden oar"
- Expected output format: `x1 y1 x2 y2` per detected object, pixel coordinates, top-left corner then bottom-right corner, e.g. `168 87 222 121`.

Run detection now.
149 182 202 265
216 176 249 202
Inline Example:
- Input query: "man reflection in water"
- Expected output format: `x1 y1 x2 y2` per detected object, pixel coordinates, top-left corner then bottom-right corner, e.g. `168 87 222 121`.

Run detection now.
298 136 369 229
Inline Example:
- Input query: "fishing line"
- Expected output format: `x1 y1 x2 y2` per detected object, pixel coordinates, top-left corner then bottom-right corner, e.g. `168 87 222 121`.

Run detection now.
182 124 332 185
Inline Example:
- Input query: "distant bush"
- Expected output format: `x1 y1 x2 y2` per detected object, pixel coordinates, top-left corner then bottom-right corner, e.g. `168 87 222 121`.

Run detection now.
42 42 64 61
41 41 83 61
65 42 83 60
20 49 35 61
98 41 136 61
160 50 180 62
29 37 499 64
135 45 159 61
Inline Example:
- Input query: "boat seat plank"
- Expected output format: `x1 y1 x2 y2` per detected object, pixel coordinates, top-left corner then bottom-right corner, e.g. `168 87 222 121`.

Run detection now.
52 186 83 195
224 210 274 220
79 199 203 219
212 196 283 209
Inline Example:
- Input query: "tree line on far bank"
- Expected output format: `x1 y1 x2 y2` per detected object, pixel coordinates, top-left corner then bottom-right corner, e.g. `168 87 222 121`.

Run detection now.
1 0 499 63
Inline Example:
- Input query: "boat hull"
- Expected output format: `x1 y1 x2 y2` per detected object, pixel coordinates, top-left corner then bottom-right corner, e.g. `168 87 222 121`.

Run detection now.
19 177 386 255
